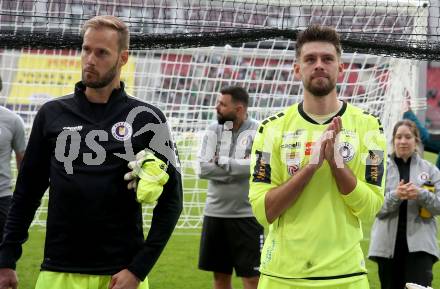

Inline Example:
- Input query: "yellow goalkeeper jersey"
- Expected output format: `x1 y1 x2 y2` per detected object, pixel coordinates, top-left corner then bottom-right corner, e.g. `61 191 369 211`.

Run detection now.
249 101 386 281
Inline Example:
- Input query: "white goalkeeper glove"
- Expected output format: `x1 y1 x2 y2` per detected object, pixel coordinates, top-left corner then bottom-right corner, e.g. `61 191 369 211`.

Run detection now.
124 150 169 203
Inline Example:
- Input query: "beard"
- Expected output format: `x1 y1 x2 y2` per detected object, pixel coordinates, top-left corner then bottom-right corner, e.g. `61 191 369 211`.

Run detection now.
82 60 119 89
304 76 336 97
217 112 236 125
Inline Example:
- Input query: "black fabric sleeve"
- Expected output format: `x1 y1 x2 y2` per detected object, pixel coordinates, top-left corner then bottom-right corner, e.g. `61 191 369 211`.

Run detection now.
127 112 183 281
0 107 50 269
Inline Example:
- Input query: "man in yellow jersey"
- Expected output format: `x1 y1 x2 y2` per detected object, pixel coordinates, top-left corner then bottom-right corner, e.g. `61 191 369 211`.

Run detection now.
249 25 387 289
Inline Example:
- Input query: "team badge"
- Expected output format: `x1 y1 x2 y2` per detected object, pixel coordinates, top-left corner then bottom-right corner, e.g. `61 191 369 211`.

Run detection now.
287 164 300 176
111 122 133 141
337 142 355 163
286 151 301 175
418 172 430 183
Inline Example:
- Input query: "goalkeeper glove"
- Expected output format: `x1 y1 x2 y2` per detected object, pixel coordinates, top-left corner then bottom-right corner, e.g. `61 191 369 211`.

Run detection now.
124 150 169 203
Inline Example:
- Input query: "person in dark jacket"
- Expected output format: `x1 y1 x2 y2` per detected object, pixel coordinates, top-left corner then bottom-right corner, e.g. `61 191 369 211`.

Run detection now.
0 15 182 289
369 119 440 289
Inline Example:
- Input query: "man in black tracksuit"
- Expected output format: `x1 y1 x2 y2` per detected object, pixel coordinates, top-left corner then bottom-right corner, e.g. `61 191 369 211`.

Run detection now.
0 16 182 289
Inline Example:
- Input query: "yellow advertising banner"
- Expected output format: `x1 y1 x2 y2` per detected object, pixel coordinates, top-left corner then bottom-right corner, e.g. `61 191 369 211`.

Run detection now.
8 52 135 104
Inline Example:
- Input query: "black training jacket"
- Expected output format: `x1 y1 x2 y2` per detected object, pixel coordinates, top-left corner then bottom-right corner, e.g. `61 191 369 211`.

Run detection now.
0 82 183 281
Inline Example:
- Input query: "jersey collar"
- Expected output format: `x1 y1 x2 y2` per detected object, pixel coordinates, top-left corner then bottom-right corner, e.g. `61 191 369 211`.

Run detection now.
298 101 347 125
74 81 128 104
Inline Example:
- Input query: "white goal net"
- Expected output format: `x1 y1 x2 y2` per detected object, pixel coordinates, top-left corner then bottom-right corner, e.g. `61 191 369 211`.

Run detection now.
0 0 430 231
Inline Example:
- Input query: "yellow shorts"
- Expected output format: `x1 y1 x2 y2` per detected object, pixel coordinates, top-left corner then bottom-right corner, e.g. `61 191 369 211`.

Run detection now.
35 271 149 289
257 274 369 289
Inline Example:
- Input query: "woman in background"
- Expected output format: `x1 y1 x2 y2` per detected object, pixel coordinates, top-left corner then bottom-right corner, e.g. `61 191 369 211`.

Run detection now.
369 119 440 289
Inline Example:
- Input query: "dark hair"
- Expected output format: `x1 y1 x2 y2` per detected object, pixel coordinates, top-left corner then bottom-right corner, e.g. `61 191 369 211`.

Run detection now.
220 86 249 107
295 24 342 58
81 15 129 51
392 119 421 152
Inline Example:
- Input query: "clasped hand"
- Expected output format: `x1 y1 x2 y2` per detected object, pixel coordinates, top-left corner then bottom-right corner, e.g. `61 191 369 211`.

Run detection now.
396 180 420 200
310 116 344 169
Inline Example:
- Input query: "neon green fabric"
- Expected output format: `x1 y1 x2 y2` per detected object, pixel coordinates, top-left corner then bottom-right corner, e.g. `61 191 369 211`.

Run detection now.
136 152 169 204
249 103 387 281
35 271 149 289
258 274 369 289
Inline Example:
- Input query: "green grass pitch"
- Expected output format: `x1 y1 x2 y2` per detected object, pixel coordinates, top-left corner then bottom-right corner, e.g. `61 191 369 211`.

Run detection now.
15 152 440 288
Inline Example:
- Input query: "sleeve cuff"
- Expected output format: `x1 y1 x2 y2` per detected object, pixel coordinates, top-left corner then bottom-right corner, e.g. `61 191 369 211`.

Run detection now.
388 190 401 202
0 248 17 270
251 194 269 228
341 179 369 208
127 265 147 281
416 189 430 205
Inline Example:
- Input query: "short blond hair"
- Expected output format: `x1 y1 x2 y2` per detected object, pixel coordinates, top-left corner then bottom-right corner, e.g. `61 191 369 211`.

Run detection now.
81 15 129 51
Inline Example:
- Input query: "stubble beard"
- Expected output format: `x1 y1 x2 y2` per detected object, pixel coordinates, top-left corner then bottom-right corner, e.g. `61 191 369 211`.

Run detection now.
82 60 119 89
217 112 236 125
304 77 336 97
